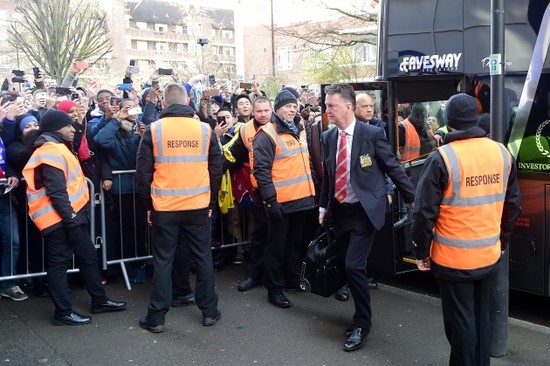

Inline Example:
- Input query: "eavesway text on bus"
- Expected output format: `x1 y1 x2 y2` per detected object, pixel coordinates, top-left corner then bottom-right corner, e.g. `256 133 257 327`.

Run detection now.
399 53 462 72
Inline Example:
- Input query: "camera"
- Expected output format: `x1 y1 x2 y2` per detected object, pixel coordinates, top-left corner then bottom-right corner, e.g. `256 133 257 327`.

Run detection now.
203 89 220 97
110 96 120 107
127 59 139 74
208 75 216 87
197 38 209 46
55 87 71 96
239 82 252 90
11 77 25 83
159 68 173 76
3 92 19 102
118 83 133 91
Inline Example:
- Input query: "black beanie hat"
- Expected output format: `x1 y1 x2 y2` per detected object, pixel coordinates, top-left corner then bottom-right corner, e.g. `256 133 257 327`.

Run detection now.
39 109 74 133
444 93 479 130
274 90 298 111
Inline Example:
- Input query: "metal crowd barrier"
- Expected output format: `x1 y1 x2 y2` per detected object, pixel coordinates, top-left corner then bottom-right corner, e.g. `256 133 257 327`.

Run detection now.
0 177 96 283
0 171 253 292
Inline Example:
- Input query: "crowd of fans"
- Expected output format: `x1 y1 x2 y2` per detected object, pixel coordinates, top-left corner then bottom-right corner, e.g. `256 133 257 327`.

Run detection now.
0 62 322 301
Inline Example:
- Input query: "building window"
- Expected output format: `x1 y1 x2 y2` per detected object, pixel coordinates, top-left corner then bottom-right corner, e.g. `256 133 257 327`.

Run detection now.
156 42 168 52
222 30 233 39
224 47 234 56
188 22 201 35
277 46 292 71
354 43 376 64
177 43 188 54
136 21 148 30
155 24 166 33
137 41 148 51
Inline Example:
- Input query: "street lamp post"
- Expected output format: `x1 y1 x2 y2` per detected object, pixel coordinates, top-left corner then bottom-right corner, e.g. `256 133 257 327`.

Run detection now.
197 38 209 74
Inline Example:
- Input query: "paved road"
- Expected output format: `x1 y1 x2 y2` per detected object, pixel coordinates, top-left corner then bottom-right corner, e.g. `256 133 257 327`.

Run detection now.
1 264 550 365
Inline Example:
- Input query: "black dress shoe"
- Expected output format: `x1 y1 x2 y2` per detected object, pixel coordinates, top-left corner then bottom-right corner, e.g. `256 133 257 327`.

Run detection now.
53 311 91 326
90 299 127 314
172 293 196 307
344 327 369 352
237 277 261 292
139 317 165 333
335 286 349 301
268 292 291 308
202 311 221 326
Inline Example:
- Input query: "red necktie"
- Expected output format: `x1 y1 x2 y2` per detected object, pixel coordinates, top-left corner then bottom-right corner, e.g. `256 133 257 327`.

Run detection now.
335 131 349 203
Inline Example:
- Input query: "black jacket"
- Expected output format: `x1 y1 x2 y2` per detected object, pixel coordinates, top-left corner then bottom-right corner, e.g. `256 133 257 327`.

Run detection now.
30 133 89 235
411 126 521 281
253 113 316 214
136 104 223 211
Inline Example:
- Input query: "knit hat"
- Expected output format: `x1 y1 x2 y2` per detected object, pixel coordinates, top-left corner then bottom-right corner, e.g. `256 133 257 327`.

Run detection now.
274 90 298 111
282 86 300 99
16 114 38 132
56 100 78 113
444 93 479 130
39 109 74 132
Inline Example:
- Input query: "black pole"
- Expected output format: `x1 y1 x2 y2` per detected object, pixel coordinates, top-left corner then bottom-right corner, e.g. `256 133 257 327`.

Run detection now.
489 0 507 358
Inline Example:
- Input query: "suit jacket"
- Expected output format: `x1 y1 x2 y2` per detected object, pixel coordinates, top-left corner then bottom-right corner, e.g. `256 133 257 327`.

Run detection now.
320 121 415 231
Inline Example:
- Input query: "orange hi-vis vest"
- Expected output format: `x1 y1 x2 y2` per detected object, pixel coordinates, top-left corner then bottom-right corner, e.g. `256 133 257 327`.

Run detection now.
23 141 89 232
150 117 211 211
431 138 512 270
399 119 421 161
256 122 315 203
240 120 259 188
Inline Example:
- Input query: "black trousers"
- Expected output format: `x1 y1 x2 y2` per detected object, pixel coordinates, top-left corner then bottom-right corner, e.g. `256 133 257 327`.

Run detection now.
171 231 193 297
45 224 107 317
264 209 314 293
438 275 491 366
244 200 268 281
332 201 376 330
147 209 218 324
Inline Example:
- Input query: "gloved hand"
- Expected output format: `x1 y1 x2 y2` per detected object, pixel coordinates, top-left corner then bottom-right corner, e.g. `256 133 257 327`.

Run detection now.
265 201 283 220
66 226 81 245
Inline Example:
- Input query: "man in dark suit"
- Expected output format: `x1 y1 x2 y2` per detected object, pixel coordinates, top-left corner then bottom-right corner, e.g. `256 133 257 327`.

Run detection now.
319 83 415 351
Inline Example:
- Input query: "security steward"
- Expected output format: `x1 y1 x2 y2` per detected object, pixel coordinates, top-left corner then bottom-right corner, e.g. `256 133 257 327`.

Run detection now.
136 83 223 333
411 93 521 366
22 109 126 326
225 96 272 292
253 90 316 308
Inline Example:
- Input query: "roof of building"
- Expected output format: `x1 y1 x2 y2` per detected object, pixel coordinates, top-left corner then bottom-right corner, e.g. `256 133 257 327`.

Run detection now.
130 0 234 29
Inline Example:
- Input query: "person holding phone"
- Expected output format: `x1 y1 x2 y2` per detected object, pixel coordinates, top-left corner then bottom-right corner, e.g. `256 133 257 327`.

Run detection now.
94 98 148 284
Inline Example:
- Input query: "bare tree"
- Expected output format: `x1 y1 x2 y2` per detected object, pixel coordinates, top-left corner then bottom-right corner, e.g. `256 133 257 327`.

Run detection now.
8 0 112 83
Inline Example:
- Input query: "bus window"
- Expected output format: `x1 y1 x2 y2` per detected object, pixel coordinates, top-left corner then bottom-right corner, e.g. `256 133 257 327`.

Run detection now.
512 75 550 172
396 100 447 163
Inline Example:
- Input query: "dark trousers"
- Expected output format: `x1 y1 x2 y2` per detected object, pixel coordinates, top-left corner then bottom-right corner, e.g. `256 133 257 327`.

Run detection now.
439 276 491 366
45 225 107 317
148 209 218 324
171 232 193 297
333 201 376 330
264 209 314 293
245 200 268 280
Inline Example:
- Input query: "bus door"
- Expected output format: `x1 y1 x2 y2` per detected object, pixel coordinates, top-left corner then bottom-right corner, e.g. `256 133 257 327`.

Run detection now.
375 76 462 275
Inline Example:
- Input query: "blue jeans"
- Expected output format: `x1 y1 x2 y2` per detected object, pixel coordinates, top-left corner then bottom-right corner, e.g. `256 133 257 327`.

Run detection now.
0 195 20 290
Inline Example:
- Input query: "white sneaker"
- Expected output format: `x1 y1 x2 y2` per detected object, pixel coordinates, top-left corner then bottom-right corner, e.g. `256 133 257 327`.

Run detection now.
0 285 29 301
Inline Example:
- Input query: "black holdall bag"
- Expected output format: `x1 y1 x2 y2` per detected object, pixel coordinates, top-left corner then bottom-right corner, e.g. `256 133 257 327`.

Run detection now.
299 227 346 297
